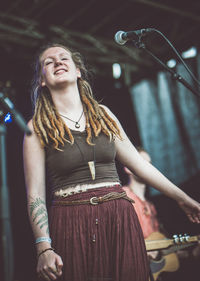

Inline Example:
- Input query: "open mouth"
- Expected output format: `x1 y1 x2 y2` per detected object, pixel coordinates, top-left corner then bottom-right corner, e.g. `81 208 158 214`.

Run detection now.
54 69 67 75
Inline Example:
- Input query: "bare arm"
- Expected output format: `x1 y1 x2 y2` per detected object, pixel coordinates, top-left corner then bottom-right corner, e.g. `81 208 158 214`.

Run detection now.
23 120 63 280
102 105 200 223
23 121 49 240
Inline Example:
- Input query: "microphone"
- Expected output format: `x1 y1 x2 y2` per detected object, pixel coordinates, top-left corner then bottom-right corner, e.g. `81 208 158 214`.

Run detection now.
114 29 152 45
0 92 32 135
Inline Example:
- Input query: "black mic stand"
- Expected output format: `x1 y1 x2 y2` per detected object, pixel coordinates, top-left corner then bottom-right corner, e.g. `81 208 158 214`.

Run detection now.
132 38 200 98
0 120 14 281
0 99 32 281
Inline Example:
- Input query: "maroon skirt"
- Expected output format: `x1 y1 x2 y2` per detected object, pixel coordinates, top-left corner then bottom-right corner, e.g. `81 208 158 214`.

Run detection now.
49 185 149 281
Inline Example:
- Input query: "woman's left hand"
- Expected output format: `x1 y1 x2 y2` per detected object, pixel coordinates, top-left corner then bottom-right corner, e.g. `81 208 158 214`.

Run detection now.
177 197 200 223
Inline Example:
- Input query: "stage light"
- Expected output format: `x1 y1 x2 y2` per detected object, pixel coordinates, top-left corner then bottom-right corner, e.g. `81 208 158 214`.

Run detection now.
167 59 176 68
112 63 121 79
182 47 197 59
4 112 12 123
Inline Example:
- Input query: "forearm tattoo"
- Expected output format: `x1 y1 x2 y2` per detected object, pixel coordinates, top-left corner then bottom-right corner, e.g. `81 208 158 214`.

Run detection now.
29 197 49 235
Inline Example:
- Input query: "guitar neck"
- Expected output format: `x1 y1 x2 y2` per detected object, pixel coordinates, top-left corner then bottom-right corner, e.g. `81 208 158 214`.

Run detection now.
145 235 199 251
145 239 174 251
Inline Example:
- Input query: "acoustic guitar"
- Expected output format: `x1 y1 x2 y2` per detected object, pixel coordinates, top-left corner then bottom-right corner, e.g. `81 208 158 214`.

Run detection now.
145 231 200 280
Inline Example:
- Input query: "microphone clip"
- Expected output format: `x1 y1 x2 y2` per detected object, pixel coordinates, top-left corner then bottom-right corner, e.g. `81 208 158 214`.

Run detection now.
132 36 146 49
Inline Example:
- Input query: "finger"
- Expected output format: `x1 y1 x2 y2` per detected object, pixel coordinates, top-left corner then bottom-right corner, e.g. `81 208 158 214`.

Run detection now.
41 272 51 281
189 213 200 224
190 211 200 223
46 261 62 278
187 213 195 223
42 268 56 281
56 257 63 275
47 267 58 280
49 267 61 278
37 269 46 280
196 212 200 223
193 215 200 224
49 267 57 274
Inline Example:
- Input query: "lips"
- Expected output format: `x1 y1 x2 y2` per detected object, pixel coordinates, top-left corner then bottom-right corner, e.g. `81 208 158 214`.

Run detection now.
54 68 67 75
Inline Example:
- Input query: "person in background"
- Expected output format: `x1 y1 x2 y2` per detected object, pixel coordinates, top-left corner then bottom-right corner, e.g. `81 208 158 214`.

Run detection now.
23 43 200 281
123 147 200 281
123 147 160 240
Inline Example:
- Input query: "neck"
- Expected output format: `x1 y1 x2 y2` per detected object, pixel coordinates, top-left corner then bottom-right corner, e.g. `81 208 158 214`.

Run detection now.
51 83 82 113
127 175 146 201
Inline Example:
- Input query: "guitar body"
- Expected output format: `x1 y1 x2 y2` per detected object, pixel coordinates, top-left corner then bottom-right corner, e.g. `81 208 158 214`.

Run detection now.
150 252 179 280
146 232 180 280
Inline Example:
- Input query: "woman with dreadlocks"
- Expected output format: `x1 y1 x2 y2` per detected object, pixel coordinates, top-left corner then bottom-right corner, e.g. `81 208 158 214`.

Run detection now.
23 44 200 281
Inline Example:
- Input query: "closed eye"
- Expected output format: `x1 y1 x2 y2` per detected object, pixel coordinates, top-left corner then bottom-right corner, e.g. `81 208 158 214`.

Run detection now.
45 61 53 65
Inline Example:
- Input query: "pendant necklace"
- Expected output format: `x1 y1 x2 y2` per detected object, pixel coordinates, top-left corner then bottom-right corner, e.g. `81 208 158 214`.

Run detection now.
88 161 95 181
60 110 84 129
74 136 96 180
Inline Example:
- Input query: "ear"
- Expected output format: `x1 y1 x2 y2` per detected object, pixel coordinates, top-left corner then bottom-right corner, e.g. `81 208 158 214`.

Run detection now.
40 76 46 87
76 68 81 78
41 80 46 87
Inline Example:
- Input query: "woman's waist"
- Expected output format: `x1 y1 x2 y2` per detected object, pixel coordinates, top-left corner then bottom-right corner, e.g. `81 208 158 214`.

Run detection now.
53 181 121 198
51 183 134 207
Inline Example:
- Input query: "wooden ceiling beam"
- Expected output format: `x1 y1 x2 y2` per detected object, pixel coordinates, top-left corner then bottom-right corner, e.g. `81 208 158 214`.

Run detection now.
132 0 200 22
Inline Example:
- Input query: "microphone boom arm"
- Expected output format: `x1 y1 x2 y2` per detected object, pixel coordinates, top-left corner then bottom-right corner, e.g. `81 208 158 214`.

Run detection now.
133 40 200 98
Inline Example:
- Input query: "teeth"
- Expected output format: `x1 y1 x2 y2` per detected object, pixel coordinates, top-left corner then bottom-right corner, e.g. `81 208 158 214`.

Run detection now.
55 69 65 74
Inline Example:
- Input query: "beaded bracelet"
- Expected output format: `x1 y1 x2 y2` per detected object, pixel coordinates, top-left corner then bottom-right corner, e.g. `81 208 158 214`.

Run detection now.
35 237 52 244
38 247 55 259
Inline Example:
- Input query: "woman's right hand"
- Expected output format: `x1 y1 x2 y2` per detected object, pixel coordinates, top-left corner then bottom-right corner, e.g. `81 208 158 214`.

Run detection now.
37 250 63 281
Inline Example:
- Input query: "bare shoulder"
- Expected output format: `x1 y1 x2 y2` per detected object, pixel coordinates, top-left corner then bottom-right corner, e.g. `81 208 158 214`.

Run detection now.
25 119 35 139
99 104 118 121
27 119 34 130
23 119 43 150
100 104 111 112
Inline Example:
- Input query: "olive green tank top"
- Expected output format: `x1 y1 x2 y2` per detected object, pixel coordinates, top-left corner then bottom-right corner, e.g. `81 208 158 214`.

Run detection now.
45 130 120 193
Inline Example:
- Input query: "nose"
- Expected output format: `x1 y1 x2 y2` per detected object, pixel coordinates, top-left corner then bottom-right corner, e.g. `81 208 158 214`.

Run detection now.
54 58 63 66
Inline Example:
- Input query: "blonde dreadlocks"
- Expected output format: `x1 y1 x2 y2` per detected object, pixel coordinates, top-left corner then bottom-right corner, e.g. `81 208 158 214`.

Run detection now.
31 43 122 150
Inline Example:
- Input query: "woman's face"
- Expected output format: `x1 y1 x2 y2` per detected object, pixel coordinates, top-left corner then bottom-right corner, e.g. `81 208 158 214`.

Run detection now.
39 46 81 90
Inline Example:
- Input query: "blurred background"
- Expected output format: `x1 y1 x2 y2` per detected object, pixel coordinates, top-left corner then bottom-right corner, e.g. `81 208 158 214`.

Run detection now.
0 0 200 280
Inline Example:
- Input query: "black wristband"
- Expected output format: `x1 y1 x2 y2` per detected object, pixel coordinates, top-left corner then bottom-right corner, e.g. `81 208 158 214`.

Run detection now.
38 247 55 259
